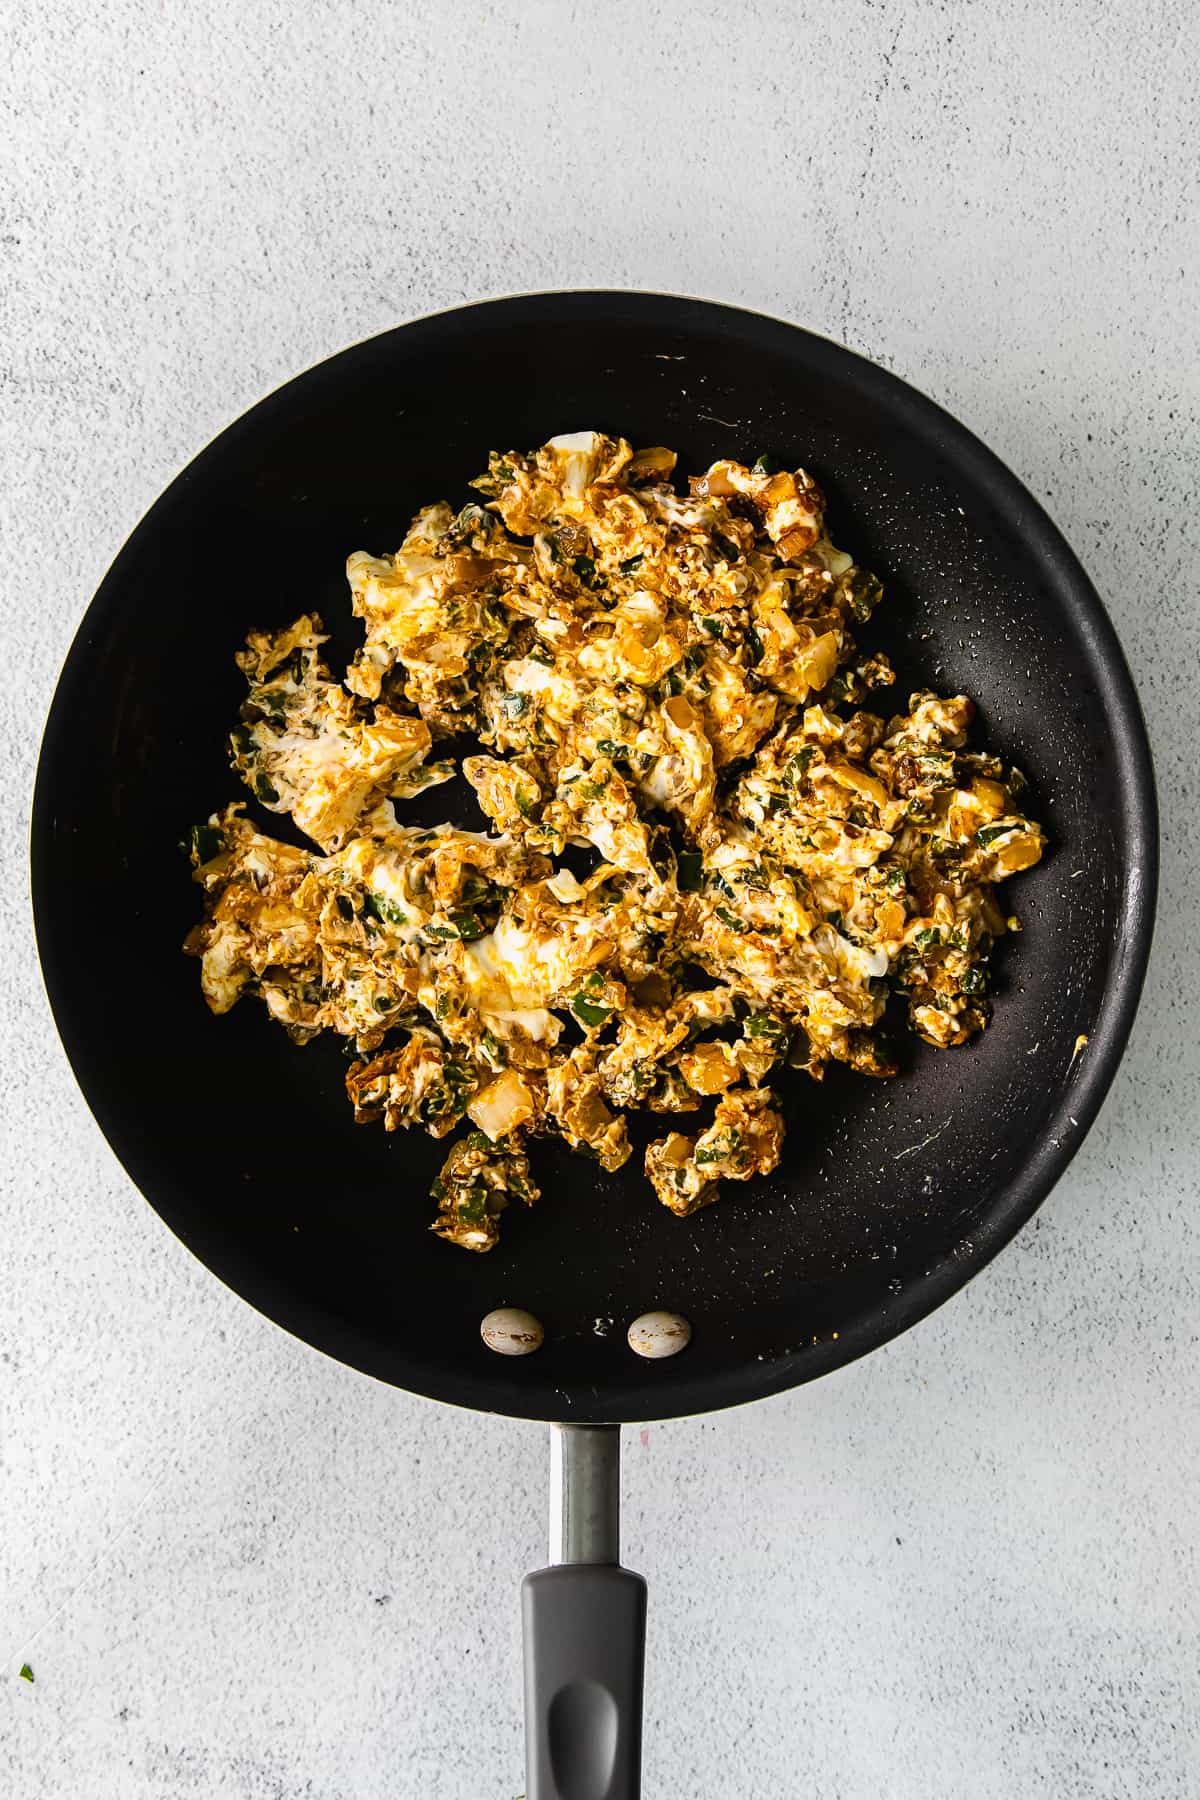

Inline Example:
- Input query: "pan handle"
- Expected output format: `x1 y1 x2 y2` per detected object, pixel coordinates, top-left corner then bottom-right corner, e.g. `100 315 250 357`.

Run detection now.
522 1424 647 1800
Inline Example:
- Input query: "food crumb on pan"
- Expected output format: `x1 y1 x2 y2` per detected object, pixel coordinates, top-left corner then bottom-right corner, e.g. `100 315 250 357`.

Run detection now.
893 1117 953 1162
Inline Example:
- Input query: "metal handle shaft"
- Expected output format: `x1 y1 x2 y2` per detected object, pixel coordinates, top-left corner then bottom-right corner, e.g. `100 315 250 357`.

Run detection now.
549 1423 621 1565
523 1423 646 1800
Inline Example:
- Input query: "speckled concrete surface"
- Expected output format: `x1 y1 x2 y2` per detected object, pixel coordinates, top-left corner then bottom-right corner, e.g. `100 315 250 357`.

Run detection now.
3 2 1198 1795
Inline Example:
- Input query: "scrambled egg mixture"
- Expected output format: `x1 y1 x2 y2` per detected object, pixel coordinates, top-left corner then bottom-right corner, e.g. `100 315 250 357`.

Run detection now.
186 433 1045 1250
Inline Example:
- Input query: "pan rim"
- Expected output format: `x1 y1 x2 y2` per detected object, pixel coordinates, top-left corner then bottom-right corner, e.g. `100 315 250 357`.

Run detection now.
30 291 1159 1423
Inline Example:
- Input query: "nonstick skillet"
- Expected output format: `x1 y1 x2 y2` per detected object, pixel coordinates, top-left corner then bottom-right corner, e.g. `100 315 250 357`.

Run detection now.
31 293 1156 1798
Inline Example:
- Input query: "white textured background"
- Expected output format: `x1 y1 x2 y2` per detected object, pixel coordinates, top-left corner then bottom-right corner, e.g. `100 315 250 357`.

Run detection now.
3 2 1198 1795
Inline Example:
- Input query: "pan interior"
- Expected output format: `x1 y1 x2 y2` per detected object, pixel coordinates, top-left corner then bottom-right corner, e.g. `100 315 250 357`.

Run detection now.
32 294 1154 1420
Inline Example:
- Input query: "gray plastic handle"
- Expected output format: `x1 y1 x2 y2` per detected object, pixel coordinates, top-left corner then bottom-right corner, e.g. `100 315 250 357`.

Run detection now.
522 1565 647 1800
522 1425 646 1800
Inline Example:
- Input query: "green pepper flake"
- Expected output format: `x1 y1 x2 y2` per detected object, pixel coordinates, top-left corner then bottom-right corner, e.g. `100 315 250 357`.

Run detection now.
783 747 815 785
571 994 613 1028
619 554 644 574
695 1126 742 1166
714 905 744 931
677 851 703 892
253 774 280 805
574 555 600 588
976 822 1017 847
457 1190 487 1225
752 453 777 475
449 911 486 942
19 1665 33 1683
745 623 764 665
364 892 407 927
502 692 529 720
453 502 488 535
843 569 883 623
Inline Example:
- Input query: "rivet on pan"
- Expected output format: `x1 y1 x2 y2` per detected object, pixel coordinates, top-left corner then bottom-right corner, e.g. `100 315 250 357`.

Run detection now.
480 1307 544 1357
627 1311 691 1359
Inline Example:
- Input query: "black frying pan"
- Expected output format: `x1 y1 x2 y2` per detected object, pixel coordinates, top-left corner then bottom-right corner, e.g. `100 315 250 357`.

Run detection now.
31 293 1156 1798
